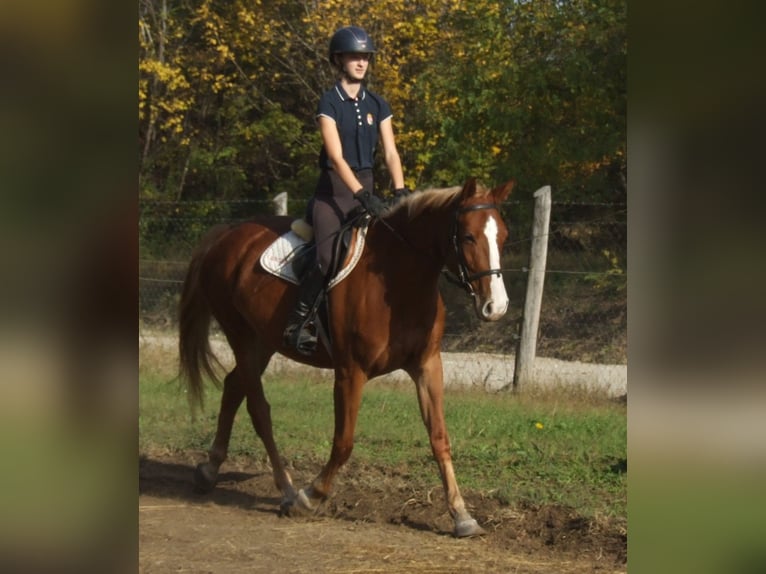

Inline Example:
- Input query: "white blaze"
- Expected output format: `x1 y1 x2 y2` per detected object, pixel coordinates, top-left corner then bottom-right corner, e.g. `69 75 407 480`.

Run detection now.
483 215 509 314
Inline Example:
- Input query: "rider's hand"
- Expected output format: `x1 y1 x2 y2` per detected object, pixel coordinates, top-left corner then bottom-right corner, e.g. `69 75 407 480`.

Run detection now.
355 188 386 218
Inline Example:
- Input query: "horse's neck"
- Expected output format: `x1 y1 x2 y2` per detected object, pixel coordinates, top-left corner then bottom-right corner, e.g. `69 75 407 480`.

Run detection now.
406 207 452 258
372 210 451 279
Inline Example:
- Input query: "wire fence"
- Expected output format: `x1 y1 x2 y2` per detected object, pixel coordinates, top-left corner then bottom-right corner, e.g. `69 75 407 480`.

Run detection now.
139 195 626 365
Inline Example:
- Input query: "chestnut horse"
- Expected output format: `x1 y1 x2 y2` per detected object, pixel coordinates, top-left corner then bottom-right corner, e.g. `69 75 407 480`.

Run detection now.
178 177 515 537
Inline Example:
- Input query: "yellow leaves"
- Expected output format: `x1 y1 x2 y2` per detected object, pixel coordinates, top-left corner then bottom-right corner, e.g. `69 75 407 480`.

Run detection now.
139 58 193 140
138 19 152 51
140 60 190 93
237 8 257 28
212 74 236 94
602 250 622 272
215 42 232 62
441 95 459 108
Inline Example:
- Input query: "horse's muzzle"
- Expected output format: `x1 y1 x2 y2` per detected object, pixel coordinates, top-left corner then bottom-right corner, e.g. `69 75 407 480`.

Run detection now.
477 297 509 322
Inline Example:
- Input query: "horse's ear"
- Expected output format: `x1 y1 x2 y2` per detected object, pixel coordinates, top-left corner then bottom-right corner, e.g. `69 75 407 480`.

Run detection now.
492 179 515 202
460 177 478 198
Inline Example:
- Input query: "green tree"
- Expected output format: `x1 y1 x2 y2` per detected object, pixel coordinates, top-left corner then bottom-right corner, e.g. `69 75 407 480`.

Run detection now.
409 0 626 198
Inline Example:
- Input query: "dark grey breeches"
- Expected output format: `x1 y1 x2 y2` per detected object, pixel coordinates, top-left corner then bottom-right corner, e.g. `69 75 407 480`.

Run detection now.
310 169 373 277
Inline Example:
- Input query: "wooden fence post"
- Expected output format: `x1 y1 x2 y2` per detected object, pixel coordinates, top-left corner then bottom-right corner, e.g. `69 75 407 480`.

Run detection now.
513 185 552 391
273 192 288 216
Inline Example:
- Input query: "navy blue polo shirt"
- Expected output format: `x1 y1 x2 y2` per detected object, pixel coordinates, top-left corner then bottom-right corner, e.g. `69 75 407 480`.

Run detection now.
316 82 393 171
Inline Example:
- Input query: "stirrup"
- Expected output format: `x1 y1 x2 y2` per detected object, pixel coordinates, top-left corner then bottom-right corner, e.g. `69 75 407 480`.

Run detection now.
284 319 318 355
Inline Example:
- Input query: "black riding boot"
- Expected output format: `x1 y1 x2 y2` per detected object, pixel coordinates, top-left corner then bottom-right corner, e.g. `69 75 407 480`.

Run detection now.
283 266 326 355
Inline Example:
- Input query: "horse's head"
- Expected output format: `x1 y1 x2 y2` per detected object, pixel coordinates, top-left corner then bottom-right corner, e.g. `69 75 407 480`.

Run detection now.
449 177 515 321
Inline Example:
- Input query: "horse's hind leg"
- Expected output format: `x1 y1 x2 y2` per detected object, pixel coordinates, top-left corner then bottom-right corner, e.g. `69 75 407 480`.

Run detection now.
197 343 297 507
195 368 246 492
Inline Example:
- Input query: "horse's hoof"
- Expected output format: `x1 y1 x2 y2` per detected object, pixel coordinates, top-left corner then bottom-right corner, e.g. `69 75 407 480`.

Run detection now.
295 488 318 512
193 463 217 493
278 499 294 517
454 518 487 538
279 489 316 517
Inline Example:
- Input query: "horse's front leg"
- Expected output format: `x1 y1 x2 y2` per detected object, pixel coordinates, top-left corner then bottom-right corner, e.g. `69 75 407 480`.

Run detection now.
283 369 366 514
411 354 486 537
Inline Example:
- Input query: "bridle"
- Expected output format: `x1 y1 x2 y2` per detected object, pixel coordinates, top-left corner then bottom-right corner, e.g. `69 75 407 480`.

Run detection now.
444 203 504 297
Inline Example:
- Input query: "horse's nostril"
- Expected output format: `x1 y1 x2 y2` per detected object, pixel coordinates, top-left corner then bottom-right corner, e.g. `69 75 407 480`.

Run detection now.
481 298 508 319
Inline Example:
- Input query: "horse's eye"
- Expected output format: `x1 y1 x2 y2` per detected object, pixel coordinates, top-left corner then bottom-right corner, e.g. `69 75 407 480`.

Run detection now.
463 234 476 244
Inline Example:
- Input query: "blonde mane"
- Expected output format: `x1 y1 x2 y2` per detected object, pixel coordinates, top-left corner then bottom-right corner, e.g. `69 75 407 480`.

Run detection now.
386 182 490 219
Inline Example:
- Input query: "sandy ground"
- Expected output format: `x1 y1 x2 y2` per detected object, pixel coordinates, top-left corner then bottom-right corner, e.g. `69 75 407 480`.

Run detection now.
139 453 627 574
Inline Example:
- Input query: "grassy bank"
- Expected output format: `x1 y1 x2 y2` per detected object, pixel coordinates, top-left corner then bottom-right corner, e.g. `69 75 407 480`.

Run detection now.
140 369 626 519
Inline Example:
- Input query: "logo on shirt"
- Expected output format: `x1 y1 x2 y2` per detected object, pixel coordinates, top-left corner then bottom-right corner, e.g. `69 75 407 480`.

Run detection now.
366 113 374 126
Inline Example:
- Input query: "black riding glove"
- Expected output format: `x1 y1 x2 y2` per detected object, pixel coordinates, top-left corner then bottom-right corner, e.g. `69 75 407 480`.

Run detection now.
355 188 386 218
393 186 411 198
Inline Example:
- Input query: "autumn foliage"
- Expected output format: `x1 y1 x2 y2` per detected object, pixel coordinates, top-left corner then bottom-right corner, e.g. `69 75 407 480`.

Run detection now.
139 0 625 204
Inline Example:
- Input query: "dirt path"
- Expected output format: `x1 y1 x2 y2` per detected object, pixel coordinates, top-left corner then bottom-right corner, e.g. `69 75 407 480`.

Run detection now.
139 453 626 574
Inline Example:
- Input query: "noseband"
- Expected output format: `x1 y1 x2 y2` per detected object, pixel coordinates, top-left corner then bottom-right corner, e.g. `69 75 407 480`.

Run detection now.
445 203 504 297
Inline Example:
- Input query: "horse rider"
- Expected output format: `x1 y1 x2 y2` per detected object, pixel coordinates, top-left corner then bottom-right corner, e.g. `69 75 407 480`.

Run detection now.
283 25 410 355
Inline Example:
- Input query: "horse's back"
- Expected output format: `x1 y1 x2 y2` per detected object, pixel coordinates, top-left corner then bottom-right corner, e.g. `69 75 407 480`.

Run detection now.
197 215 292 309
205 216 291 267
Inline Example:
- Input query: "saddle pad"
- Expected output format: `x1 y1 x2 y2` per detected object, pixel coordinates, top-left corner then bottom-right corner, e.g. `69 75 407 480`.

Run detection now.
259 225 368 290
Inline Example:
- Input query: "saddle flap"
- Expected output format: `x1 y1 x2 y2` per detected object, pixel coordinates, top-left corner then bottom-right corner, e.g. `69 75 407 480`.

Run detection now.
259 223 368 289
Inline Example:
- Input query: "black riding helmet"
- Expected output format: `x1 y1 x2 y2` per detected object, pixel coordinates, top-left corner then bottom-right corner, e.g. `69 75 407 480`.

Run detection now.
328 26 376 63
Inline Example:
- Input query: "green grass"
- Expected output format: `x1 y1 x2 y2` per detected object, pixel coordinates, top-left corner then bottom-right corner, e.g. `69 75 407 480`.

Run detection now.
140 372 626 519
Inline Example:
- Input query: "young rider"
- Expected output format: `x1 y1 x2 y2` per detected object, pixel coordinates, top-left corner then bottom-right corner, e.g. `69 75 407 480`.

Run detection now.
283 25 408 355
